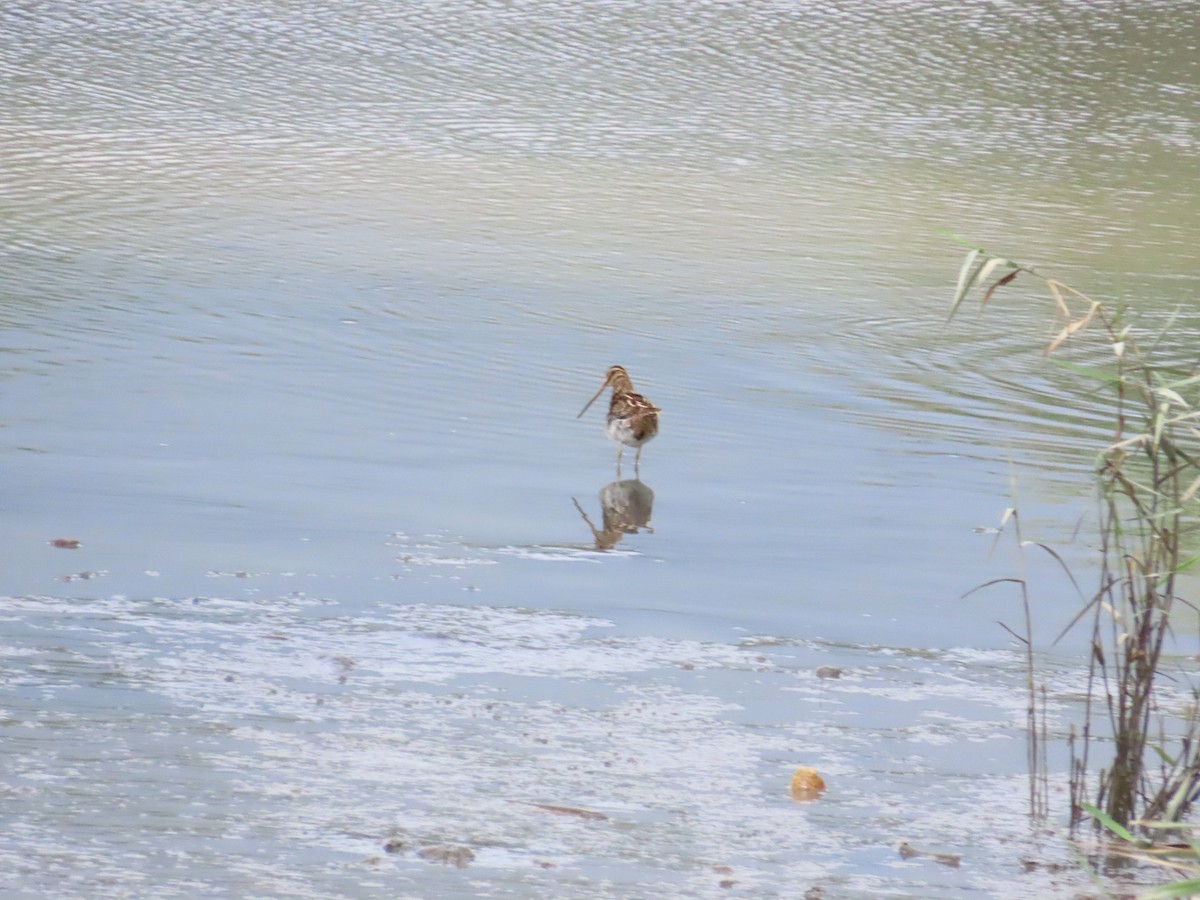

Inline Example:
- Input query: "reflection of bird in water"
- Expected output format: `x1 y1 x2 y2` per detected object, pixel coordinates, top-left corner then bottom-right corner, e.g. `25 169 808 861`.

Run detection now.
577 365 659 475
573 479 655 551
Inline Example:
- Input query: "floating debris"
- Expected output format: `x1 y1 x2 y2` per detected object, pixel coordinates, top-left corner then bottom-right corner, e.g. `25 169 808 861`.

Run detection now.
899 841 961 868
527 802 608 821
789 766 827 801
417 845 474 868
49 538 81 549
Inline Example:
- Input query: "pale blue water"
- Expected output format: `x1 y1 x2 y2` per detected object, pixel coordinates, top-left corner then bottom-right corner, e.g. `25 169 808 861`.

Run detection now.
2 1 1198 896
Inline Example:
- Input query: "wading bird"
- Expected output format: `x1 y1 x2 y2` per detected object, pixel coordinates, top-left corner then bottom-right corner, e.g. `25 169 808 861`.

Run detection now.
577 365 659 474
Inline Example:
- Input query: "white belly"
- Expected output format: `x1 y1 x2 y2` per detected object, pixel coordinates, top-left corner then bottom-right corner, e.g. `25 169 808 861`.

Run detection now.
606 417 654 449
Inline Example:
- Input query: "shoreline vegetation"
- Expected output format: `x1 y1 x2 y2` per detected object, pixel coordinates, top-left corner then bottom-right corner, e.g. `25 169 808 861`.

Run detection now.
950 245 1200 895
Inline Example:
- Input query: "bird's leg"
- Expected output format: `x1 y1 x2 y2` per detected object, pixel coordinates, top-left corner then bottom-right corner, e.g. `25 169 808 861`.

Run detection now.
615 446 624 478
634 446 642 477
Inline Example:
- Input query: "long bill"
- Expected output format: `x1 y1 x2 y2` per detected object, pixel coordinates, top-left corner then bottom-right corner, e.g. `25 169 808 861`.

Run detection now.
577 383 609 418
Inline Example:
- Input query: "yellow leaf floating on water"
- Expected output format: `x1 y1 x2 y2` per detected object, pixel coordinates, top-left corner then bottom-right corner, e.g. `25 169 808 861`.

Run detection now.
789 766 826 801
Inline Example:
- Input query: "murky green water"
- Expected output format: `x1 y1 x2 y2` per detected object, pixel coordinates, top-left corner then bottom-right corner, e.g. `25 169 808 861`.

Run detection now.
2 2 1198 896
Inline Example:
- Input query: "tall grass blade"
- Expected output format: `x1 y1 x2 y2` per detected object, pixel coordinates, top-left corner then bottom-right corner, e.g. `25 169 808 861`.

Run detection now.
980 268 1019 308
1083 802 1141 844
975 256 1003 289
950 249 985 319
1048 357 1124 385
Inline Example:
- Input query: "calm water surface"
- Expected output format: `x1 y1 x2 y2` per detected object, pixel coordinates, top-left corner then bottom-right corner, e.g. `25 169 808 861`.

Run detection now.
2 2 1198 896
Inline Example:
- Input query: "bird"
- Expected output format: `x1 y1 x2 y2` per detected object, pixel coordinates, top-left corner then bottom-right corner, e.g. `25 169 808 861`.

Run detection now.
576 365 660 475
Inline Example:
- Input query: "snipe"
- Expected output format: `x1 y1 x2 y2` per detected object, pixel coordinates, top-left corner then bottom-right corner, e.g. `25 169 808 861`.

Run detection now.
577 365 659 473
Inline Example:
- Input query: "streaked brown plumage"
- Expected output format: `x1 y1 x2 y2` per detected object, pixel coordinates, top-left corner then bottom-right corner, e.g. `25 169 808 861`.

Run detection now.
577 365 660 472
